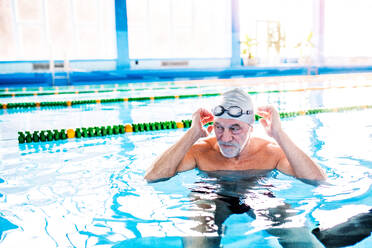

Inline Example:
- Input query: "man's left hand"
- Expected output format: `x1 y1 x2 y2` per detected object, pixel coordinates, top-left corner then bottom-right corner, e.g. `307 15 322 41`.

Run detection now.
256 105 283 139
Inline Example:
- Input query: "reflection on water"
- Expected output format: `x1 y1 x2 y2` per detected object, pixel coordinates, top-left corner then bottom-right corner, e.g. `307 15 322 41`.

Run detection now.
180 169 324 248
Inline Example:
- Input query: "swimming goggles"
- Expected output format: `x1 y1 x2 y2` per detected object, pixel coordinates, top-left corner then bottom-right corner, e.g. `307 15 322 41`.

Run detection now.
213 105 253 118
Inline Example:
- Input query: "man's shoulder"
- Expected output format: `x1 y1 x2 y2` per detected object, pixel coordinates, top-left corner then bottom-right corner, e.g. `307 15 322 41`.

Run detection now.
192 136 217 150
252 136 281 153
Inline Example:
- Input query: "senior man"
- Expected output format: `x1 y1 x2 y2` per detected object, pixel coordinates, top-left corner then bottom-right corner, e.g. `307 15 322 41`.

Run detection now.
145 88 327 247
145 88 326 182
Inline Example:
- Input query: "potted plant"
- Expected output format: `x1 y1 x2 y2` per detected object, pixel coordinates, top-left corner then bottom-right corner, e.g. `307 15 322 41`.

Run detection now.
240 34 258 66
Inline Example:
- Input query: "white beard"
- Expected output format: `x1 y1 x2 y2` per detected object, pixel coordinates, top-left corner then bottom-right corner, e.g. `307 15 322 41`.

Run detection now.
218 141 241 158
218 134 250 158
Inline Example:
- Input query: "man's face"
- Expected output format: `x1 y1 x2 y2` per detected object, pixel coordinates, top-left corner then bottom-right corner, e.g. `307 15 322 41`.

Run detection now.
213 118 252 158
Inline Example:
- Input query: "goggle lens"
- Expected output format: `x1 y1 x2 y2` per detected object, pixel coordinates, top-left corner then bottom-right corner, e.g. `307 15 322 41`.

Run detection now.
213 105 224 116
228 106 243 117
213 105 246 118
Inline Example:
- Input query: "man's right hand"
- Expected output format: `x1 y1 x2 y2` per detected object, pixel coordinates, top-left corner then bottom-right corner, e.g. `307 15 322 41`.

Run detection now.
145 108 213 182
190 108 214 138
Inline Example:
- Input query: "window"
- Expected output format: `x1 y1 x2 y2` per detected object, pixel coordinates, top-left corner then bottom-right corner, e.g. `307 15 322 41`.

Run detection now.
0 0 116 61
324 0 372 63
239 0 313 65
126 0 232 59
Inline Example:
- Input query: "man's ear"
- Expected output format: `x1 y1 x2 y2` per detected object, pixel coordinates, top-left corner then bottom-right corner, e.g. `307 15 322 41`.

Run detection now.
248 124 253 131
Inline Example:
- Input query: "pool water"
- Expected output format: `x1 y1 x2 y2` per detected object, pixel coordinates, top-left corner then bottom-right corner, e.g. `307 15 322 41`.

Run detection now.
0 74 372 247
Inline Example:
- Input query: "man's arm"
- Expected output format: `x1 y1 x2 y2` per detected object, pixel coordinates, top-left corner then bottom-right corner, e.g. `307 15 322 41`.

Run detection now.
257 105 327 181
144 108 214 182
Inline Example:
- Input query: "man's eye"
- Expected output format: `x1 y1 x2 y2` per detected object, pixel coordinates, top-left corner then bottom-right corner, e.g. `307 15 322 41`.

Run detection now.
231 127 241 132
215 125 223 130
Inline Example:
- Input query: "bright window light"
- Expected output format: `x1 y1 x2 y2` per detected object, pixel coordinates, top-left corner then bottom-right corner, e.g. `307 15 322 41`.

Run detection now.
324 0 372 57
239 0 313 65
0 0 117 61
127 0 232 59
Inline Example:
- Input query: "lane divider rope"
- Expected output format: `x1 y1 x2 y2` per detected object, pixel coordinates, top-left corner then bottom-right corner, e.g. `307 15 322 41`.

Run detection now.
17 104 372 144
2 93 221 110
3 83 372 110
0 85 206 98
0 81 183 93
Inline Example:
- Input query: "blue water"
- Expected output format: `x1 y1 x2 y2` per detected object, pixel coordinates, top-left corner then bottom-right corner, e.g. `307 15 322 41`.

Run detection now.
0 75 372 247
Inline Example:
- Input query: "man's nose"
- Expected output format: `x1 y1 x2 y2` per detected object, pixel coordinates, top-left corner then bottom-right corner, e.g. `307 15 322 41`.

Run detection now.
220 129 233 142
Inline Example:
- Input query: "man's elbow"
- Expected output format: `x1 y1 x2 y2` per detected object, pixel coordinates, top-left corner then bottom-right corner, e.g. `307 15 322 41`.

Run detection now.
313 167 328 181
144 170 157 182
144 169 174 183
316 172 328 182
144 174 172 183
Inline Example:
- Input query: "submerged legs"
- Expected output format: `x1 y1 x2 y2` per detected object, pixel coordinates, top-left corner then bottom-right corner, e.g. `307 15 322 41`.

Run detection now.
182 192 325 248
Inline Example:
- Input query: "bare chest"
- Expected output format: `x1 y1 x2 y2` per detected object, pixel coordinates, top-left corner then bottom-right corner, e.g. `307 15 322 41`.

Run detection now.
196 149 278 171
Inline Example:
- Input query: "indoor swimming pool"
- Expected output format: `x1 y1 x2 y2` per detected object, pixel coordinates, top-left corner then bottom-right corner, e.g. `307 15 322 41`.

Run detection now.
0 73 372 247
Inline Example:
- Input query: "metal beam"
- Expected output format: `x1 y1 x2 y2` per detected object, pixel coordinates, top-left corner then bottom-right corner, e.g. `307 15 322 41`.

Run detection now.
313 0 325 65
115 0 130 69
231 0 241 66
